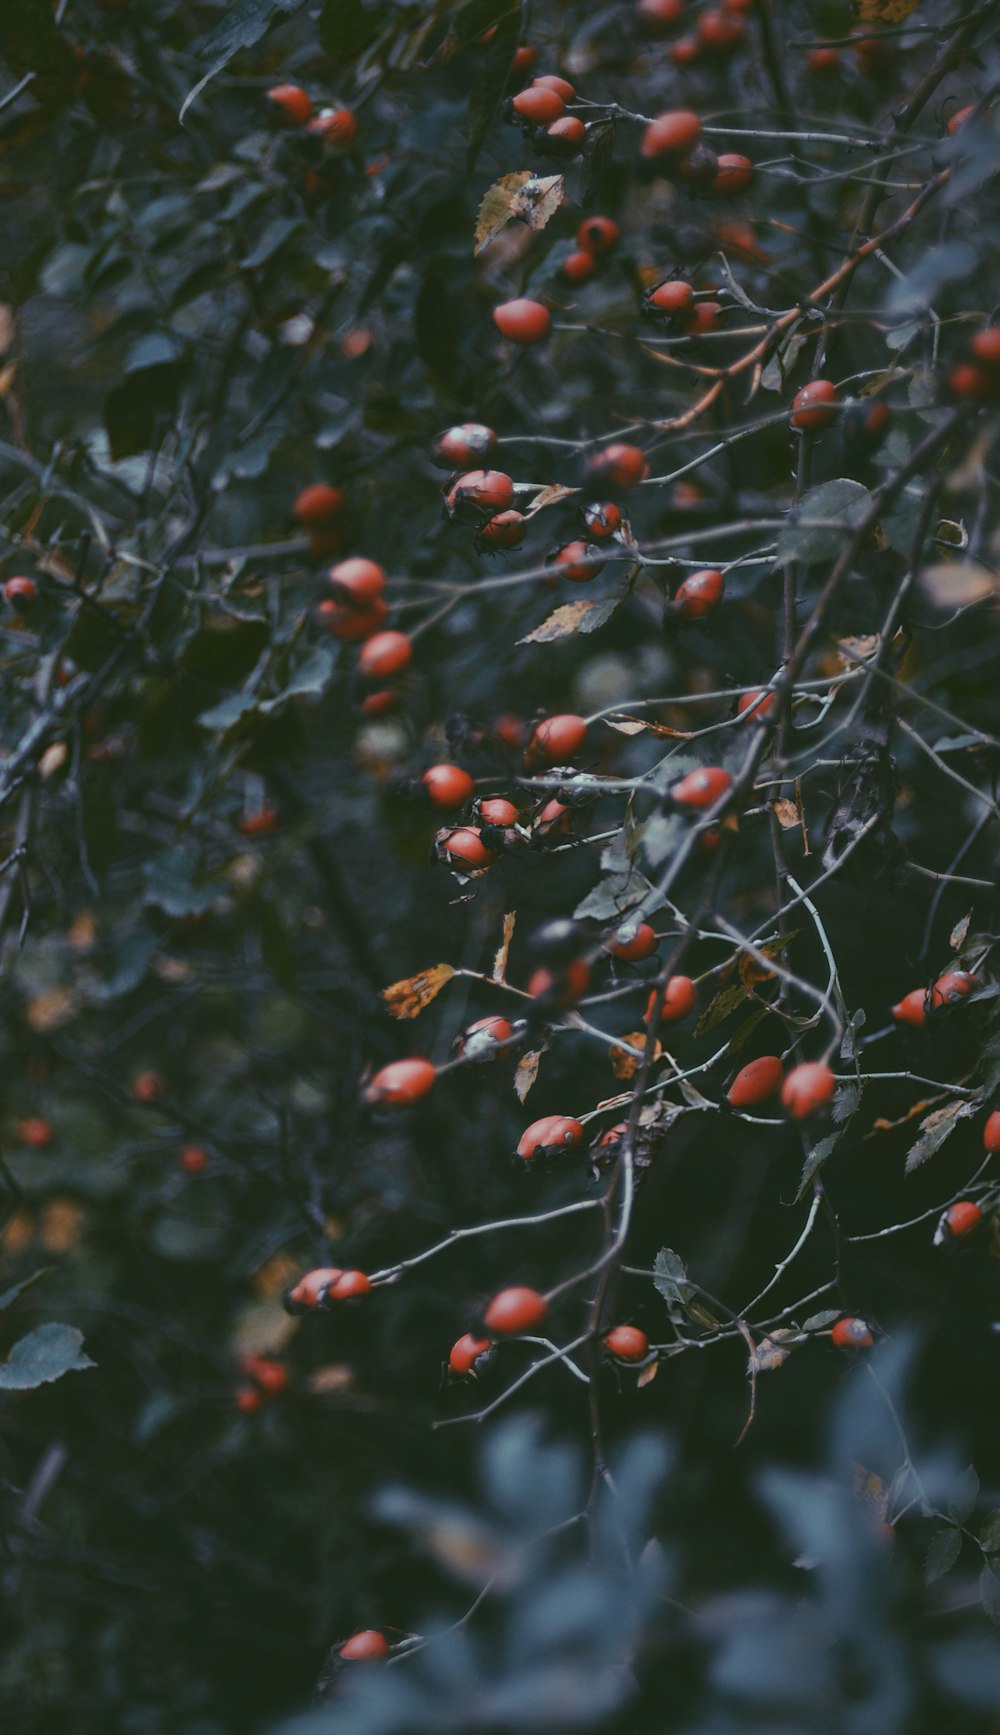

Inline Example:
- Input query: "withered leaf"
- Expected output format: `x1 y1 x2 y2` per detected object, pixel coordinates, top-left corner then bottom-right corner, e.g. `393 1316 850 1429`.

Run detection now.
858 0 922 20
772 796 800 831
474 172 564 255
749 1330 797 1374
381 963 455 1019
492 912 515 984
518 599 613 644
609 1031 662 1080
514 1046 545 1103
522 482 578 517
904 1094 981 1173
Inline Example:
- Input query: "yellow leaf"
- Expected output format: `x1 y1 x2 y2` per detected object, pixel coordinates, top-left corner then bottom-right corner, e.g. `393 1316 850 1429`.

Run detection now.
609 1031 662 1080
857 0 922 21
474 172 565 255
772 797 800 831
493 912 515 984
382 963 455 1019
518 600 606 644
522 482 578 517
636 1359 660 1388
514 1046 544 1103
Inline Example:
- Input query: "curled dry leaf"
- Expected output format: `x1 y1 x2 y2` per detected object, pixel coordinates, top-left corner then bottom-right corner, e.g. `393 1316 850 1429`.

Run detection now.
748 1329 798 1374
514 1046 545 1103
917 561 996 610
381 963 455 1019
609 1031 662 1080
771 797 800 831
636 1359 660 1389
474 172 565 255
518 599 612 644
521 482 579 517
492 912 516 984
604 713 693 739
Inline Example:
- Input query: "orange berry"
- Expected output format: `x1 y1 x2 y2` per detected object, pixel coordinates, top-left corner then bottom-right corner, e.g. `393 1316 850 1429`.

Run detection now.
293 482 345 527
364 1058 437 1107
240 1354 290 1396
267 83 311 125
831 1316 874 1350
737 688 779 722
132 1070 165 1103
533 798 571 838
339 1630 389 1661
443 469 515 518
516 1114 585 1161
458 1015 515 1060
525 714 587 767
476 510 527 551
646 279 694 318
669 33 701 65
781 1061 835 1119
235 1382 263 1414
709 152 754 195
671 765 733 810
287 1267 343 1308
513 44 537 73
581 501 622 539
421 764 475 810
790 379 840 430
533 74 576 100
478 796 519 826
4 576 39 610
697 7 745 51
941 1200 983 1240
308 107 358 148
315 596 388 641
510 86 565 126
448 1333 494 1376
645 975 697 1025
179 1144 209 1174
327 1270 371 1301
604 1324 649 1362
636 0 685 35
493 299 551 345
483 1286 548 1335
891 989 927 1028
931 969 980 1006
686 300 725 336
727 1055 784 1109
946 104 975 134
358 631 412 682
949 362 997 403
442 827 497 869
672 567 724 618
544 116 586 151
641 109 702 161
239 805 280 838
807 46 840 74
527 959 591 1007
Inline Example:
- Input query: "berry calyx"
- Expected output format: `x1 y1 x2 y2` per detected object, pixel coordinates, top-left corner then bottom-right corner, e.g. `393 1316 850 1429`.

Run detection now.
727 1055 784 1109
604 1324 649 1362
326 558 386 608
525 715 587 767
831 1316 874 1350
293 483 345 527
493 299 552 345
644 976 697 1024
781 1061 835 1119
448 1333 494 1377
641 109 702 161
549 540 605 583
672 567 724 619
432 423 497 468
671 765 733 810
339 1631 390 1661
585 443 649 486
577 215 620 256
421 764 475 810
483 1286 548 1335
605 921 658 962
790 379 840 430
364 1058 437 1107
516 1114 585 1161
267 84 312 125
510 86 565 126
441 827 497 870
358 631 412 681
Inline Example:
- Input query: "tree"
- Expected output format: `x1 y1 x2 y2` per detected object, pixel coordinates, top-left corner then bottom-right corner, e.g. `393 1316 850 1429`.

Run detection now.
0 1 999 1730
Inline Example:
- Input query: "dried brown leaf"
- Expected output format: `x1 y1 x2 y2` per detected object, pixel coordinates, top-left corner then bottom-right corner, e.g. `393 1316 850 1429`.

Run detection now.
474 172 564 255
609 1031 662 1080
382 963 455 1019
514 1046 545 1103
636 1359 660 1388
772 796 800 831
492 912 515 984
857 0 922 20
522 482 578 517
518 600 607 644
604 712 694 739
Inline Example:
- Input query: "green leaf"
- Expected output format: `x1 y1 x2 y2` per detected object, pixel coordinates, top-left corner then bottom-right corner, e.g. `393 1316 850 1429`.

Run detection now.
802 1309 841 1331
240 217 304 272
642 811 684 871
925 1526 962 1585
574 869 653 923
0 1268 52 1313
980 1561 1000 1626
979 1511 1000 1554
653 1248 697 1324
180 0 308 123
796 1129 844 1199
197 693 260 733
777 479 871 565
0 1323 94 1391
948 1463 980 1525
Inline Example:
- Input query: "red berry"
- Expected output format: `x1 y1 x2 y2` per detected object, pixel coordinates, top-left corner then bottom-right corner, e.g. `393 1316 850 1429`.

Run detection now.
449 1333 494 1376
790 379 840 430
709 153 754 196
17 1116 52 1147
132 1070 164 1103
287 1267 343 1308
582 501 622 539
458 1015 515 1060
545 117 586 152
4 576 38 610
326 558 386 608
891 988 927 1028
516 1114 585 1161
942 1200 983 1240
669 33 701 65
831 1316 874 1350
737 688 779 722
646 279 694 318
293 483 345 528
807 46 840 74
727 1055 784 1109
479 796 519 826
525 714 587 767
359 689 398 718
533 74 576 100
364 1058 437 1107
235 1382 263 1414
510 86 565 126
697 7 745 51
577 215 620 256
636 0 684 35
604 1324 649 1362
559 250 597 286
949 363 997 403
983 1111 1000 1153
239 804 280 837
598 1121 629 1147
339 1631 389 1661
358 631 412 681
179 1143 209 1173
316 596 388 641
533 798 571 838
852 30 888 76
527 959 591 1007
483 1286 548 1335
432 423 497 469
586 443 649 486
671 765 733 810
444 469 515 518
493 299 551 345
781 1061 835 1119
240 1354 290 1396
442 827 497 870
308 107 358 148
673 568 724 619
549 540 605 584
686 301 725 337
606 921 658 962
931 970 980 1006
327 1269 371 1301
947 104 975 135
267 83 312 125
645 976 697 1025
477 509 528 550
422 764 475 810
641 110 702 161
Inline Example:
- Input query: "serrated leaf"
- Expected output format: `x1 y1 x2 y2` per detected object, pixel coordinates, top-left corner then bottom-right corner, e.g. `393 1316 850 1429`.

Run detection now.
796 1129 844 1199
653 1248 696 1322
948 1464 980 1525
980 1561 1000 1626
749 1330 797 1373
905 1096 980 1174
574 869 652 923
0 1322 94 1390
980 1511 1000 1554
197 693 259 732
180 0 307 123
519 599 614 644
777 479 871 565
382 964 455 1019
474 173 565 255
514 1047 544 1103
925 1527 962 1585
